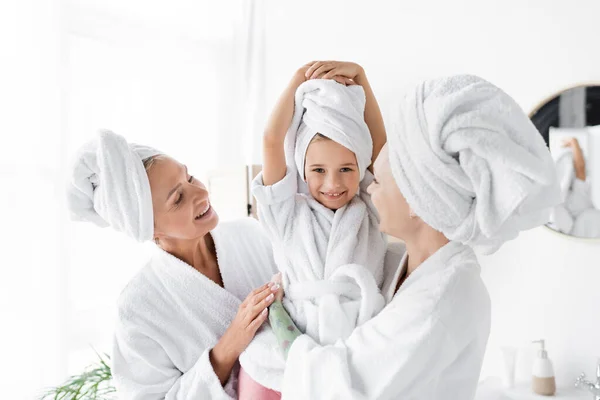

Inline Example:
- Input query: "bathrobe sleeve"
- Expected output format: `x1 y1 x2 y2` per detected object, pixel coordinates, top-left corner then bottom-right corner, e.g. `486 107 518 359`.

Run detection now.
565 178 594 218
358 170 379 223
112 321 236 400
251 168 299 240
281 273 483 399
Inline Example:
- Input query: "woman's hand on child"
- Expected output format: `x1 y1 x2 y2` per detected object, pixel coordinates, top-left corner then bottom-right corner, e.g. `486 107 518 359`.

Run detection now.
270 272 284 301
305 61 364 82
211 283 279 367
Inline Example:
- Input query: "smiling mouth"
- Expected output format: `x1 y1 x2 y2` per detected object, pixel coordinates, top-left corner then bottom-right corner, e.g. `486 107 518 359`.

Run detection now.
321 191 346 199
194 202 211 220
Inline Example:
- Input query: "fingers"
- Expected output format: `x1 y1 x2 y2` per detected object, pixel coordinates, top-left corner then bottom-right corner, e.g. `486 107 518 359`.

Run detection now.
322 69 339 80
270 272 282 285
305 61 324 79
310 64 334 80
243 292 275 325
273 284 284 301
251 285 276 306
306 61 335 80
331 75 344 85
247 307 269 332
242 283 271 307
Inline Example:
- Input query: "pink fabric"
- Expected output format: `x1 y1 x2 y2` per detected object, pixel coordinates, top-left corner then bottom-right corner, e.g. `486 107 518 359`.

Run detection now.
238 366 282 400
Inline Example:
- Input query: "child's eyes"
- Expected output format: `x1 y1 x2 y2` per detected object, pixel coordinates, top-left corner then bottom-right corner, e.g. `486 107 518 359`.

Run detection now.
313 168 325 173
340 167 353 172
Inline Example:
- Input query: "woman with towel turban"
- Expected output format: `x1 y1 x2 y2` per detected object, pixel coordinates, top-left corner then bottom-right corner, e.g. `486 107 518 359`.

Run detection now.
266 72 561 399
66 130 280 399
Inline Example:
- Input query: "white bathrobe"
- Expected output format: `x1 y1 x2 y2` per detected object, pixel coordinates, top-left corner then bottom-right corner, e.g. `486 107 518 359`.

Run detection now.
111 218 278 400
239 167 387 390
282 240 491 400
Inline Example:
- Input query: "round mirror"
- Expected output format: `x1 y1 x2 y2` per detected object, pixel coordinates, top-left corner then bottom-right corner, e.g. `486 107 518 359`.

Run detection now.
530 85 600 239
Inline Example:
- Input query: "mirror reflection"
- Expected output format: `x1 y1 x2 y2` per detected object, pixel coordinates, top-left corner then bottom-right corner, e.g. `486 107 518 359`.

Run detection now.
531 86 600 238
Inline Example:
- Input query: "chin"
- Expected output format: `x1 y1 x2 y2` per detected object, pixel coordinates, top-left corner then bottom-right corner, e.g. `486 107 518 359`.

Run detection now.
207 211 219 229
196 210 219 233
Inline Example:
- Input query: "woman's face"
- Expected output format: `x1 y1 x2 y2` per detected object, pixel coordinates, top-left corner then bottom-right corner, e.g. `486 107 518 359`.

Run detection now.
367 144 416 239
147 156 218 242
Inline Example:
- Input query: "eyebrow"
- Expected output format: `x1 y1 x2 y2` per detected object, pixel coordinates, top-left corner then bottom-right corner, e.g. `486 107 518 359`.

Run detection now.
166 165 188 201
309 162 357 167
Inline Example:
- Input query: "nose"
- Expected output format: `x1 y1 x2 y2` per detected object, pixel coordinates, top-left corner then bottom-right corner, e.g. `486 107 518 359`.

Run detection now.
191 181 209 202
325 172 342 189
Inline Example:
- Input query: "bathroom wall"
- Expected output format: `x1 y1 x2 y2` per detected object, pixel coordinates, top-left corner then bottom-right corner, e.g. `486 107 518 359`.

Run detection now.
260 0 600 388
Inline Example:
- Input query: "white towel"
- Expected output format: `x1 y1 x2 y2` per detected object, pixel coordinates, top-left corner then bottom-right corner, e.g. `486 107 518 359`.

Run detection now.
66 130 160 242
285 79 372 191
388 75 561 254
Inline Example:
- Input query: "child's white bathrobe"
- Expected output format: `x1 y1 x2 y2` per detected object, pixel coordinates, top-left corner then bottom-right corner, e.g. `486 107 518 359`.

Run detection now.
111 218 278 400
281 240 491 400
239 169 387 390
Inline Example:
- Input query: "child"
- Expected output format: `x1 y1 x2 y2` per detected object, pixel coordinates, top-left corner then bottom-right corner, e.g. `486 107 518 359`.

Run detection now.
237 61 388 397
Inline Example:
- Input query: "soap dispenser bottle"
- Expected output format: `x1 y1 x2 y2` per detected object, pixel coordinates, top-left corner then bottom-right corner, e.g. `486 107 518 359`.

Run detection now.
532 339 556 396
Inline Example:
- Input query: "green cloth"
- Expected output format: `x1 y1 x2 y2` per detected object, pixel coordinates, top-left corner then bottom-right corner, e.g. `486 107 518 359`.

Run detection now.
268 300 302 359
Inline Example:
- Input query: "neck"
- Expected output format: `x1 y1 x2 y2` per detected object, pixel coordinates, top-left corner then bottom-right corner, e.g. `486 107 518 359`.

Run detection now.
402 224 449 278
161 233 217 274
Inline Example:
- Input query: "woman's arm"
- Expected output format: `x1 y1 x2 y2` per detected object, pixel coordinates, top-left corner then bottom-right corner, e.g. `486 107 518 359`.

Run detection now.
262 65 311 186
113 283 278 399
276 272 487 400
562 137 586 180
306 61 387 170
113 325 237 400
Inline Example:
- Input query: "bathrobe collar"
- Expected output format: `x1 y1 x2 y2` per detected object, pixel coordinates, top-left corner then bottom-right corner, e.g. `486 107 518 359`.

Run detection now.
384 240 473 303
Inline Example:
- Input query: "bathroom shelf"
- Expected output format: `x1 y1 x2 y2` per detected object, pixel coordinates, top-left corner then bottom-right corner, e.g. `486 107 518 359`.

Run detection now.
477 381 589 399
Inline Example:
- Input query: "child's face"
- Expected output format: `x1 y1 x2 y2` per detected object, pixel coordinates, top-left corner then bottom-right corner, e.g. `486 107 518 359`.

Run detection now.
304 137 361 210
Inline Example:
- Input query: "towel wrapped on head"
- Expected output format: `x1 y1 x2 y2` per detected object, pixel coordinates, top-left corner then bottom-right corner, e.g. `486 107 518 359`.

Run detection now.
285 79 372 191
66 130 161 242
387 75 560 254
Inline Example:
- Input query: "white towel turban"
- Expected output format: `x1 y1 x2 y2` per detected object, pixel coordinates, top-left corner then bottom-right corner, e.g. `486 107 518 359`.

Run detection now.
66 130 161 242
285 79 372 190
387 75 560 254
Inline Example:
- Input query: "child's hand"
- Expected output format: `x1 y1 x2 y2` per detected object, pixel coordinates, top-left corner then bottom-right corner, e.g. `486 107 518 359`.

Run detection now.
305 61 364 81
332 76 357 86
294 61 317 83
561 137 581 150
270 272 284 301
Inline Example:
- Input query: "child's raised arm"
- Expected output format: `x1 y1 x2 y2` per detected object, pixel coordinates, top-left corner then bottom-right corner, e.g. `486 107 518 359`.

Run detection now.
262 64 312 186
